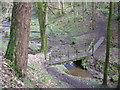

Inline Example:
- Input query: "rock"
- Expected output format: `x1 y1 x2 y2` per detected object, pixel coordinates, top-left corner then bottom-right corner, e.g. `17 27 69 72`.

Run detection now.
5 30 10 38
111 75 118 82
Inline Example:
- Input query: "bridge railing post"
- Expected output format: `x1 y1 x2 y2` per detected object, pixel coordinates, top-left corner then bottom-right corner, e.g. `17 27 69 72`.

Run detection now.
68 49 69 60
76 48 78 60
92 44 94 57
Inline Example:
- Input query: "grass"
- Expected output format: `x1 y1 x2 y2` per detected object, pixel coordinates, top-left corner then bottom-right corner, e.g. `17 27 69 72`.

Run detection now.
22 77 34 88
50 65 70 74
76 76 102 87
27 61 68 88
46 6 91 38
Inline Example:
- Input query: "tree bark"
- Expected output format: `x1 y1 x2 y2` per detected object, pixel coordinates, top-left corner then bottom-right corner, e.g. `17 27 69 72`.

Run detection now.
5 3 18 61
118 2 120 89
103 2 113 86
5 2 32 77
118 70 120 89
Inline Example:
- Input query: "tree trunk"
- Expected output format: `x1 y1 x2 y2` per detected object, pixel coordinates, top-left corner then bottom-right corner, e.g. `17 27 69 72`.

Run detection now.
118 2 120 89
37 2 47 53
58 0 61 15
5 2 32 77
60 0 64 15
82 2 84 21
92 2 95 30
5 3 17 61
103 2 113 86
71 2 73 10
118 69 120 89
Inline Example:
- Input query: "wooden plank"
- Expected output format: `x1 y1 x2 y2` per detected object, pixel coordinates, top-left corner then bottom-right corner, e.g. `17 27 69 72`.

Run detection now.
48 52 91 65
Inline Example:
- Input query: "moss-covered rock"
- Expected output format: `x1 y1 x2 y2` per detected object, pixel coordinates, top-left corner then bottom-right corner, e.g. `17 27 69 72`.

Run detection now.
5 30 10 38
51 65 70 74
111 75 118 82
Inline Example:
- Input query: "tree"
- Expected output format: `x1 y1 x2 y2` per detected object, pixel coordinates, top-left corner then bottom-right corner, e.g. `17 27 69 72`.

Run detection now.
5 2 32 77
117 2 120 89
118 67 120 89
103 2 113 86
5 2 17 61
58 0 61 14
58 0 64 15
60 0 64 15
37 2 48 53
70 1 74 11
82 2 85 21
92 2 95 30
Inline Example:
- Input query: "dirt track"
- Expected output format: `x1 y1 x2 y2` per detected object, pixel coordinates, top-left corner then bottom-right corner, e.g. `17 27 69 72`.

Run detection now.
47 67 97 88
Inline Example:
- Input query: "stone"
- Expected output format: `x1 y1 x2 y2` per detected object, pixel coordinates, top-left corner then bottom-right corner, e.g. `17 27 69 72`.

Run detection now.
111 75 118 82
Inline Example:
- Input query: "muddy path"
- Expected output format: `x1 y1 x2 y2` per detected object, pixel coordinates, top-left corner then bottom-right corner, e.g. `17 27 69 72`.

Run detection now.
93 12 107 57
47 67 98 88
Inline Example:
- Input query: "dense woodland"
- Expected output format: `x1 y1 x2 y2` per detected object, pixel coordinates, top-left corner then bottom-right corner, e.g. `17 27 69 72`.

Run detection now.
0 1 120 89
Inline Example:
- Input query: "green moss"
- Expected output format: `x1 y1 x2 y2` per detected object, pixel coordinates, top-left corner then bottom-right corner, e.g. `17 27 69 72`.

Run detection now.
5 30 10 38
22 77 34 88
28 61 40 69
76 76 101 87
112 75 118 82
0 26 3 29
7 60 22 77
51 65 70 74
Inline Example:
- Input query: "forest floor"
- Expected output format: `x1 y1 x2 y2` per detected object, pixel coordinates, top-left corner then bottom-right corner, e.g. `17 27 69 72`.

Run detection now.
0 4 119 88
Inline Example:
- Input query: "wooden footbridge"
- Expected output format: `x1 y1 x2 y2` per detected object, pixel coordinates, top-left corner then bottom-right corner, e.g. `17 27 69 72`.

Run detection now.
44 37 105 66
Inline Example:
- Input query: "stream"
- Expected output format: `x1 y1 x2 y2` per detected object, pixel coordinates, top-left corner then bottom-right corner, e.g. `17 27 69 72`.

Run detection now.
64 62 93 78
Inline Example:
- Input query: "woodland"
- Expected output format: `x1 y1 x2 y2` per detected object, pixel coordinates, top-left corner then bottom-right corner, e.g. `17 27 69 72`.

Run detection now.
0 1 120 89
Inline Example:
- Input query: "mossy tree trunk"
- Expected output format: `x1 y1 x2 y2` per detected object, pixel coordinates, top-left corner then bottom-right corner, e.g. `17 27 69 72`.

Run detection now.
117 7 120 86
5 3 17 61
118 68 120 89
5 2 32 77
103 2 113 86
37 2 48 53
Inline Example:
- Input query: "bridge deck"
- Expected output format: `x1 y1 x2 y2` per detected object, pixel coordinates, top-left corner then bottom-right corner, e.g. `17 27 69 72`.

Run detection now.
45 37 105 66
